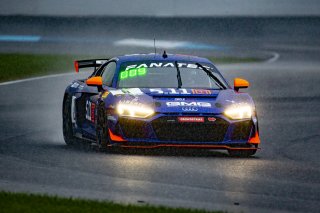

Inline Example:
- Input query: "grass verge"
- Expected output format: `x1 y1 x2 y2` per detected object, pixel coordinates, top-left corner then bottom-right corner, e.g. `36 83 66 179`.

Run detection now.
0 53 261 83
0 53 84 82
0 191 223 213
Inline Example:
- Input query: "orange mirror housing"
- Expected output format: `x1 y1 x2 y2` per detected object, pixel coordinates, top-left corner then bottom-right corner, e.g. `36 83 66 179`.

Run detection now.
234 78 249 91
86 76 103 86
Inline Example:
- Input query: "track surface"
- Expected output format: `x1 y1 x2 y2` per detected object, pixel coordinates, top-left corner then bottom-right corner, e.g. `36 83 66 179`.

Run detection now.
0 17 320 212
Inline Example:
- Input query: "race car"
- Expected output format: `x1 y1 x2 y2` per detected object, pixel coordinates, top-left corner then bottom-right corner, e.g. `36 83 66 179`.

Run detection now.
63 53 260 157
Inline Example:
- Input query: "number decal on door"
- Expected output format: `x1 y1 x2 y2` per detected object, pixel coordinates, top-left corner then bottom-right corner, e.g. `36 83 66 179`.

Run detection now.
85 100 96 123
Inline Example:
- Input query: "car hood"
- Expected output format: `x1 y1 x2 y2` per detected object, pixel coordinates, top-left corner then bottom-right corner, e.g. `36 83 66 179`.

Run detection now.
107 88 254 114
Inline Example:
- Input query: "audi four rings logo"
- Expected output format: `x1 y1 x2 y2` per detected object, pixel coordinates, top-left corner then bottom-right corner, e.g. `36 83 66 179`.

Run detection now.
182 107 198 111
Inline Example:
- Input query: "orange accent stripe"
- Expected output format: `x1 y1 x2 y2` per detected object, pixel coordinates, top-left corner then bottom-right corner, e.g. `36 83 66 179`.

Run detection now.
108 129 126 142
108 144 259 150
249 132 260 144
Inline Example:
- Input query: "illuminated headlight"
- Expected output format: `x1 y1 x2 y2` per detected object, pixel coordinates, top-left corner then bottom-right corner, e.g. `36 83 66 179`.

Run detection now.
116 103 154 118
224 104 253 120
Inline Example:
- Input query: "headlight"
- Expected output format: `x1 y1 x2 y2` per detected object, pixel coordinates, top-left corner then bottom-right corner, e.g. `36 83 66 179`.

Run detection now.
224 104 252 120
116 103 154 118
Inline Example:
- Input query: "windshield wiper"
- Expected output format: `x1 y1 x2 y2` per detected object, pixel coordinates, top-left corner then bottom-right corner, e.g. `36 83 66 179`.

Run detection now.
195 63 225 90
174 61 182 88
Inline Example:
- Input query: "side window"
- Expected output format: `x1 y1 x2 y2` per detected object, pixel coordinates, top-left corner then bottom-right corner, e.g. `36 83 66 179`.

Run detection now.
101 62 117 86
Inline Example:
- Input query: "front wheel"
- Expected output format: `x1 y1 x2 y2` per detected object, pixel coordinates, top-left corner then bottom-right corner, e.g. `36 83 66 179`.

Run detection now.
96 103 110 151
62 94 77 145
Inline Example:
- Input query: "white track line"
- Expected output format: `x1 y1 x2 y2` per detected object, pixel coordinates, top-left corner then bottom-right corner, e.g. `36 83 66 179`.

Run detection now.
0 72 75 86
265 52 280 63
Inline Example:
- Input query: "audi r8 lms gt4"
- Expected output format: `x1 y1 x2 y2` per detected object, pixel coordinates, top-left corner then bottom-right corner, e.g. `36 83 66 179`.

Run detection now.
63 53 260 157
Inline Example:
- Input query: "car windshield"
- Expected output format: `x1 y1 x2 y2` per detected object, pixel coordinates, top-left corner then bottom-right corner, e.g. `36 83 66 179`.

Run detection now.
117 61 227 89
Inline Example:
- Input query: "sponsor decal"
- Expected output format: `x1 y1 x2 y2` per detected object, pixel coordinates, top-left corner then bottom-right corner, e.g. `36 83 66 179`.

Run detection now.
191 89 212 94
166 101 211 107
110 88 143 96
208 117 216 122
149 88 164 94
178 117 204 123
85 100 96 123
149 88 191 95
102 91 110 98
125 63 214 71
91 103 95 123
110 90 124 95
107 115 117 121
122 88 144 95
70 82 79 88
96 60 108 64
182 106 198 112
174 98 185 101
118 99 144 107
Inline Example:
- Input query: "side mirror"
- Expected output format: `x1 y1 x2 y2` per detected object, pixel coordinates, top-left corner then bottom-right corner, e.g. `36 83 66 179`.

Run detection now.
234 78 249 92
86 76 103 86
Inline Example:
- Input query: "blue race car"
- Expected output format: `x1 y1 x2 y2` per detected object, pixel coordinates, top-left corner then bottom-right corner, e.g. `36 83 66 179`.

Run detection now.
63 53 260 157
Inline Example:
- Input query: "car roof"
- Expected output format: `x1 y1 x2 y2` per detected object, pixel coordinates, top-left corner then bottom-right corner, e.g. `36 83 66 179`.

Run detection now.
113 53 214 64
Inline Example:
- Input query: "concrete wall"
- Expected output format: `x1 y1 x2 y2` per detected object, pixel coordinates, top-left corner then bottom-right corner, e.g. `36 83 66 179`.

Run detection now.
1 0 320 17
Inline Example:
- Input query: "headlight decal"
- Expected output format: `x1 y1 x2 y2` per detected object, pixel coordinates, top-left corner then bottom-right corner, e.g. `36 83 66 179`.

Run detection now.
116 101 154 118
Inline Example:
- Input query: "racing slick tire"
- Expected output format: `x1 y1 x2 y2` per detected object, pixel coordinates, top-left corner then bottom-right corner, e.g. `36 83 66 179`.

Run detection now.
228 146 257 157
96 102 110 151
62 94 77 146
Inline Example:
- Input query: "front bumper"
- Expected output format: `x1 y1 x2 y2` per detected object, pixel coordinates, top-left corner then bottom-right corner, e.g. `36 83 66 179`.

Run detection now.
107 113 260 149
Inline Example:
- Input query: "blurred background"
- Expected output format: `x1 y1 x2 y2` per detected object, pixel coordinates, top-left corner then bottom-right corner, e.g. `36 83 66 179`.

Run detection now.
1 1 320 212
1 0 319 59
2 0 320 16
1 0 320 81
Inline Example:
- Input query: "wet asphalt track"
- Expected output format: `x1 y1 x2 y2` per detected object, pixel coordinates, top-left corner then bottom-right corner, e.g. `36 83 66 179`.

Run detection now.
0 17 320 212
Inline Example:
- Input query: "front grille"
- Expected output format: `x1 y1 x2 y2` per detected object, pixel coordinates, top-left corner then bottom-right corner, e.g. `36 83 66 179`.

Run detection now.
119 118 149 139
231 120 253 141
151 116 229 142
